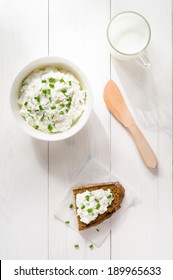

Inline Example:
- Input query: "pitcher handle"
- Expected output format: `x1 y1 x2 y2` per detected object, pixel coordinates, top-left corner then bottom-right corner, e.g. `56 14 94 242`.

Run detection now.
136 52 151 68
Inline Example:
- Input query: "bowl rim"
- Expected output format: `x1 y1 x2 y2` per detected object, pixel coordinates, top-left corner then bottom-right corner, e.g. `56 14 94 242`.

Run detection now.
10 56 93 141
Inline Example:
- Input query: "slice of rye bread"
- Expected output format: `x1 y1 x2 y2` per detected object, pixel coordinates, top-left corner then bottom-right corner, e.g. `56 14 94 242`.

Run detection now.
73 182 125 231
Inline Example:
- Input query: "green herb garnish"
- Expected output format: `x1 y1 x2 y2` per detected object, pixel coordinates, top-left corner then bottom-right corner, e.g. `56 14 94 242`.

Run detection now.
41 79 46 83
60 104 65 107
95 198 99 203
87 208 92 213
42 89 51 95
27 109 32 113
51 114 55 119
40 115 44 122
89 244 94 249
74 244 79 249
65 221 70 224
39 105 44 111
61 89 67 94
49 83 54 88
24 101 28 106
96 204 100 210
49 77 56 83
68 81 72 86
51 105 56 110
85 195 90 201
67 97 72 102
69 203 73 209
59 78 65 83
47 124 53 132
34 125 39 130
81 205 85 209
60 111 64 115
34 96 40 103
66 103 71 108
107 195 112 199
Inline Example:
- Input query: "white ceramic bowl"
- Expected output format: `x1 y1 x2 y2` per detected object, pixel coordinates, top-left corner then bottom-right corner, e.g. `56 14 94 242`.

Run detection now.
10 57 93 141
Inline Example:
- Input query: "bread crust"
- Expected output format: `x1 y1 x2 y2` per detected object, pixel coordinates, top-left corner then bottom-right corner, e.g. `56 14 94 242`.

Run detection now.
73 182 125 231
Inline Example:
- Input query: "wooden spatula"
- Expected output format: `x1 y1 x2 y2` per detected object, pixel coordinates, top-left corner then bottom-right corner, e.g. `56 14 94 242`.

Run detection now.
103 80 157 169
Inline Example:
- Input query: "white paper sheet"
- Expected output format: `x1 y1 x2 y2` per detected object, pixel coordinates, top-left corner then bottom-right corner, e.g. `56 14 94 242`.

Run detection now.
55 159 139 247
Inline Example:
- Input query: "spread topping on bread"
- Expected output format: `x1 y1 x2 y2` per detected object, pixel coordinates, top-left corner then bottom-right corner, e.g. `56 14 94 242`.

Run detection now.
76 189 114 224
73 183 125 231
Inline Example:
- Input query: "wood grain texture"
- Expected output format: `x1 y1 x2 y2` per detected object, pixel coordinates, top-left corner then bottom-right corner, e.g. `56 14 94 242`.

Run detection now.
0 0 172 260
48 0 111 259
0 0 49 259
104 80 157 168
110 0 172 259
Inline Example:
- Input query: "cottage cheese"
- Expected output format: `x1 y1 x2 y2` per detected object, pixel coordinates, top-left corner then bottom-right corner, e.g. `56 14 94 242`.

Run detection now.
76 189 114 224
18 67 86 133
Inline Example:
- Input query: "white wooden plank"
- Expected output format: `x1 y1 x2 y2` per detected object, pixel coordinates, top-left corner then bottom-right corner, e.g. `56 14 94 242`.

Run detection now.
110 0 172 259
0 0 48 259
49 0 111 259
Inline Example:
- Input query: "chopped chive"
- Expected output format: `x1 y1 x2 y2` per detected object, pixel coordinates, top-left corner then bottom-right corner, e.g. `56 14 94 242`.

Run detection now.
40 115 44 122
96 229 99 232
34 125 39 130
49 97 52 102
67 97 72 102
74 244 79 249
65 221 70 224
69 203 73 209
66 109 69 113
66 102 71 108
49 83 54 88
81 205 85 209
39 105 44 111
89 244 94 249
51 105 56 110
49 77 56 83
51 114 55 119
41 79 46 83
42 89 51 95
61 89 67 93
68 81 72 86
60 104 65 107
107 195 112 199
96 204 100 210
87 208 92 213
47 124 53 132
59 78 65 83
34 96 40 103
27 109 32 113
95 198 99 203
60 111 64 115
85 195 90 201
24 101 28 106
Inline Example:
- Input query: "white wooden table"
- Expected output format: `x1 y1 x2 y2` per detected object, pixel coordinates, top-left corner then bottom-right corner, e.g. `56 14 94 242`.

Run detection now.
0 0 172 260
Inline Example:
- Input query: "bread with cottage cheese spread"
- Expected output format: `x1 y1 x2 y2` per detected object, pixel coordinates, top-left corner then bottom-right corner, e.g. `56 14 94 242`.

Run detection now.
73 182 125 231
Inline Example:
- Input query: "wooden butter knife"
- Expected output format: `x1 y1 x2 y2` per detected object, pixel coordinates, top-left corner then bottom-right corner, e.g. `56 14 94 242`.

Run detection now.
103 79 157 169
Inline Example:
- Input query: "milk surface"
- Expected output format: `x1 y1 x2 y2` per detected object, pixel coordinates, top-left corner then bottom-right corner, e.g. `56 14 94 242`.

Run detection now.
109 13 150 55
